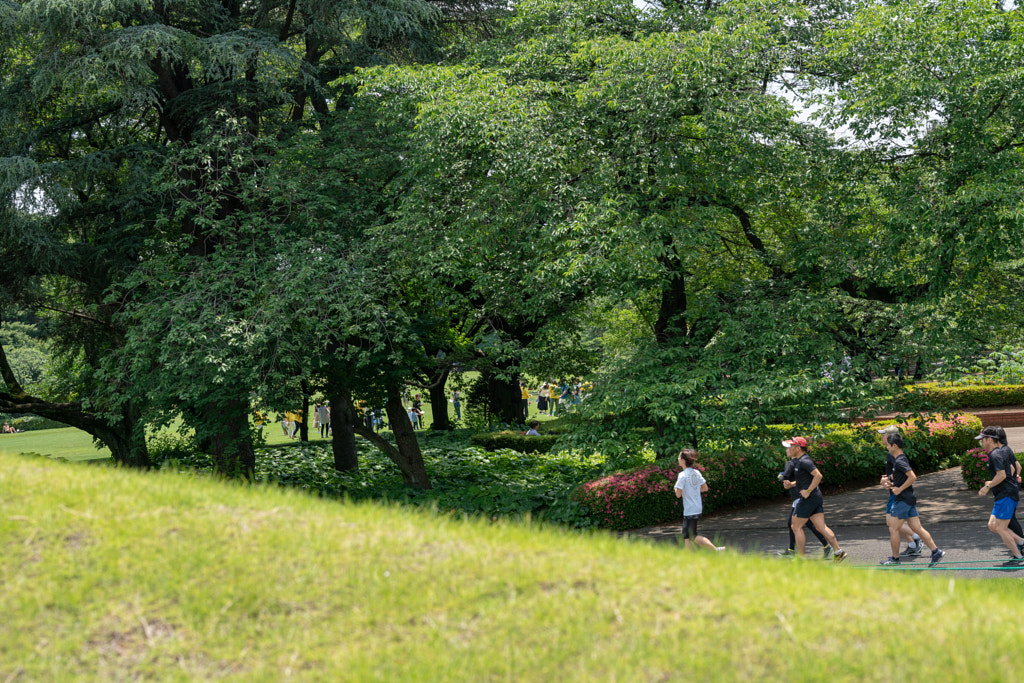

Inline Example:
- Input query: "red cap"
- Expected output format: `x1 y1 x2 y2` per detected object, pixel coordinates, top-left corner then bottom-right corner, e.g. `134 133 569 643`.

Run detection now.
782 437 808 449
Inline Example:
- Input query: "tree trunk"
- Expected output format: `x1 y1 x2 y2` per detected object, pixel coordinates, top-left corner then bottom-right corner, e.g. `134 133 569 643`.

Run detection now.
0 340 150 466
428 369 452 431
202 398 256 479
381 384 431 489
328 381 359 472
483 366 522 425
299 390 310 442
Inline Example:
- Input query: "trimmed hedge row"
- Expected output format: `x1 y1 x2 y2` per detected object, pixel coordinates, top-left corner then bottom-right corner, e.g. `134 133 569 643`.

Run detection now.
906 384 1024 409
469 432 560 454
573 414 982 531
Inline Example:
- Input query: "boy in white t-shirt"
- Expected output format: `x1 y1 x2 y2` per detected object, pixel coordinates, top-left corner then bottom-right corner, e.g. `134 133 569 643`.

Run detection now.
674 449 724 551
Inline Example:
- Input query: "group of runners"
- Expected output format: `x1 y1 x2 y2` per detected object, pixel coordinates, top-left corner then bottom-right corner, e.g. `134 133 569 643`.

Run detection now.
672 425 1024 567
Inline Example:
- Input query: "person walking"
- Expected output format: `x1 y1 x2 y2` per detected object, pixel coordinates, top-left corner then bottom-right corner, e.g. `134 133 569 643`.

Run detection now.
878 432 945 565
975 426 1024 565
673 449 724 551
451 390 461 421
783 437 847 561
317 401 331 438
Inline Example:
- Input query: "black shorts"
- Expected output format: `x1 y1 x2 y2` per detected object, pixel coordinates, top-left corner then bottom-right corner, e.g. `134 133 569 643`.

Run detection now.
794 496 824 519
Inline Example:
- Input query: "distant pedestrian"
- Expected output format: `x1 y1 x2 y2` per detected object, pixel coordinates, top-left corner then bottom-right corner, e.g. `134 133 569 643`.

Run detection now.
317 402 331 438
525 419 541 436
877 432 944 566
451 390 461 421
520 381 530 421
407 406 420 430
975 426 1024 565
673 449 724 551
783 437 846 561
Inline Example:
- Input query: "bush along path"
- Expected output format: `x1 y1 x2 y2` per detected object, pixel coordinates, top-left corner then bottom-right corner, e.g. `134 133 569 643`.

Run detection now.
573 414 982 531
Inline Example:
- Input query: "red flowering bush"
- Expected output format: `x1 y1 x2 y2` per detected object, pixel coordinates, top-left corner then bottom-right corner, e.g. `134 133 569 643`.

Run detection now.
959 448 989 490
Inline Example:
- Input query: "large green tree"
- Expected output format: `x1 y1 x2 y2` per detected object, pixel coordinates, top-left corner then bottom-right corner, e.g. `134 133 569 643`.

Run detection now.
0 0 490 476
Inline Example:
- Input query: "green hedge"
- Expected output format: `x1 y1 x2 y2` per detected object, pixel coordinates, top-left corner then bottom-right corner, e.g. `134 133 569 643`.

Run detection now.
905 384 1024 409
573 414 982 531
469 432 560 454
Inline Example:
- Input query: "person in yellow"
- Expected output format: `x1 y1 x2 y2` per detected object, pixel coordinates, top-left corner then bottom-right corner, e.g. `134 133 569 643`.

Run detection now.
520 380 530 422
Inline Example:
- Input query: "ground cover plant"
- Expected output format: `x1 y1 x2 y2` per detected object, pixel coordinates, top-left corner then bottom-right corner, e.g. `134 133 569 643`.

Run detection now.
152 432 603 528
3 451 1023 682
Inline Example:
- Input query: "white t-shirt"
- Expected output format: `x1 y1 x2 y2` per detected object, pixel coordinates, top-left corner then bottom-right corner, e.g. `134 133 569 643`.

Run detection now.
674 467 706 516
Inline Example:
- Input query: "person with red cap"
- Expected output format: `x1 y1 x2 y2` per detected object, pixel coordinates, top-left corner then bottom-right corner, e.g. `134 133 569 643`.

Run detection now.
782 436 847 561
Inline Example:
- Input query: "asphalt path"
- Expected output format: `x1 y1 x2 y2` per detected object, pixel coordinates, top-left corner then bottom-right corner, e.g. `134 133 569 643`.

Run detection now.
630 428 1024 578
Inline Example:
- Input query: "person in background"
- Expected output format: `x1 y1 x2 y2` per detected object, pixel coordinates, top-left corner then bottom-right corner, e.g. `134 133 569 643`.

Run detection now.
318 401 331 438
451 390 461 421
520 380 530 421
525 419 541 436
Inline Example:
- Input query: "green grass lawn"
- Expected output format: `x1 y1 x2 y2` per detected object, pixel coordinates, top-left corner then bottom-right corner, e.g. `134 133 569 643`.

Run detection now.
2 451 1021 682
0 426 111 462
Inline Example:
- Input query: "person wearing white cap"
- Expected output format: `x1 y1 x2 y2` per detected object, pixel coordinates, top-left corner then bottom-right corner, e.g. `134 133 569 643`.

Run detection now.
975 426 1024 565
782 437 847 561
877 425 923 556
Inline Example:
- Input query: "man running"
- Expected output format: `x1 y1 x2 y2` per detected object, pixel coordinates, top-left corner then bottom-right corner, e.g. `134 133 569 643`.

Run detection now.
878 432 944 565
783 437 847 561
778 455 832 558
975 426 1024 565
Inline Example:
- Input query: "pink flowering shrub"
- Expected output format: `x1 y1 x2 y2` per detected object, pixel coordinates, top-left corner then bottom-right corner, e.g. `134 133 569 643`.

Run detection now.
573 414 983 531
959 447 989 490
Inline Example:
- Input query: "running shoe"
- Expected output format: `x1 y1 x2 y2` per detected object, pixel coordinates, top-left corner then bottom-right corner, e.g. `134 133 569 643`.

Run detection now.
879 556 900 565
1001 557 1024 568
716 547 726 552
776 549 795 557
929 548 945 565
833 549 848 563
823 546 833 560
901 543 923 557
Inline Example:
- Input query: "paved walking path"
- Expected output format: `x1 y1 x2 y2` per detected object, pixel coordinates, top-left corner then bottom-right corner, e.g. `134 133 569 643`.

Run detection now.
629 427 1024 577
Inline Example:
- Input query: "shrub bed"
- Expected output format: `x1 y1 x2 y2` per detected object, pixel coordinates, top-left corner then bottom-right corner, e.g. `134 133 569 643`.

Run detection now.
959 448 989 491
154 439 602 527
574 414 982 531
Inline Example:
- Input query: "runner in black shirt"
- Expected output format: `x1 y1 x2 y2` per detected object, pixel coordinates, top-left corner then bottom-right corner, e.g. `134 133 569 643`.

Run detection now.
878 433 944 565
975 426 1024 565
782 437 847 561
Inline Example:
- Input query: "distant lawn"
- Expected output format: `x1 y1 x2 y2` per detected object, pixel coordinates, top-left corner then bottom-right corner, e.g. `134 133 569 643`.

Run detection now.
2 452 1022 682
0 426 110 462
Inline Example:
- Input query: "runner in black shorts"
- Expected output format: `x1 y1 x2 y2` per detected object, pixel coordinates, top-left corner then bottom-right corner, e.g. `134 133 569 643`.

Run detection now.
783 437 847 561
